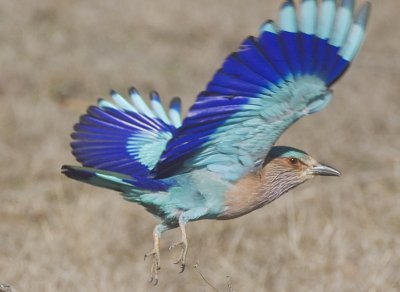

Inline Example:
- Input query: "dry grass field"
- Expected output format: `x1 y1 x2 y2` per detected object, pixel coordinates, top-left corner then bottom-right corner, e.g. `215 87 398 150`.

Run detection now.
1 0 399 291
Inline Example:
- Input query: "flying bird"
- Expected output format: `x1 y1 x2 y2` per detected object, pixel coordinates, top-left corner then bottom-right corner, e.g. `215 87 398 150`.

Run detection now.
62 0 370 284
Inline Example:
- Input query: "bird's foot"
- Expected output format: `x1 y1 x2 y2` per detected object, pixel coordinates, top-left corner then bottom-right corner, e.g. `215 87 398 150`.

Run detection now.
168 239 188 273
144 248 160 285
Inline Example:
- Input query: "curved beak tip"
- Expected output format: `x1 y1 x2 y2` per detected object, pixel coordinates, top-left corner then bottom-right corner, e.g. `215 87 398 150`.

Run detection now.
310 163 341 177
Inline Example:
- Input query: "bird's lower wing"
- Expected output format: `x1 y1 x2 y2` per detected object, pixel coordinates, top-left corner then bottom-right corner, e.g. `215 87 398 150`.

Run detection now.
154 0 370 181
70 89 182 177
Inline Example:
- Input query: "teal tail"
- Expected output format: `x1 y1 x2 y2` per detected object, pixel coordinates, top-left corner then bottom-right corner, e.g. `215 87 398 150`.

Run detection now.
61 165 169 200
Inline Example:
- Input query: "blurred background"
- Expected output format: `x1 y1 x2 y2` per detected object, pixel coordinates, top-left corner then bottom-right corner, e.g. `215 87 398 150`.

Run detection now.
1 0 399 291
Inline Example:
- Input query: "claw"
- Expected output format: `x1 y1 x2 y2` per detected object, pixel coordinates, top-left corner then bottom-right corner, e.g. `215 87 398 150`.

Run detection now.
168 241 182 251
169 239 187 273
178 262 185 273
144 249 160 285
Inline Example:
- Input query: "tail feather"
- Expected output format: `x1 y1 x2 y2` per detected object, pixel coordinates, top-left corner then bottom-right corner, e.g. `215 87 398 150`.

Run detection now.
62 165 169 200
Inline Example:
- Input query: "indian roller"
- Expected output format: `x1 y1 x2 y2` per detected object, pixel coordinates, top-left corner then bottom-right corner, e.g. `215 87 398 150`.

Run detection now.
62 0 370 284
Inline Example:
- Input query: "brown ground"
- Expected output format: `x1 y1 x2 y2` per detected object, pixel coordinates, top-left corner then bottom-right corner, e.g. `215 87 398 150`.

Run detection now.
1 0 399 291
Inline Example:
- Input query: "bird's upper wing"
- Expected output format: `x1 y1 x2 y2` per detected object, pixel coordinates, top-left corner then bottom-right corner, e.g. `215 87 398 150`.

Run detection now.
153 0 370 181
71 89 182 177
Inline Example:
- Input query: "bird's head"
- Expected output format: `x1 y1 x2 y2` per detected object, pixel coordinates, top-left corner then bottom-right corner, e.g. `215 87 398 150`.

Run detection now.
259 146 340 201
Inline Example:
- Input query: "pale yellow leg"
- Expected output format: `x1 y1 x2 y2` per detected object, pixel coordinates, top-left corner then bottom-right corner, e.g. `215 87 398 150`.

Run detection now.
169 216 188 273
144 224 167 285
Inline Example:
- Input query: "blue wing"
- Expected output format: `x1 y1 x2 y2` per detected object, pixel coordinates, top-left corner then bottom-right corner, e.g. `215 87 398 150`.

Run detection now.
71 88 182 177
154 0 370 180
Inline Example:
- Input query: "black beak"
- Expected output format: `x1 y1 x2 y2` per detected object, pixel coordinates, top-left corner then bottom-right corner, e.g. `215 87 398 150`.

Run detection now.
310 163 341 177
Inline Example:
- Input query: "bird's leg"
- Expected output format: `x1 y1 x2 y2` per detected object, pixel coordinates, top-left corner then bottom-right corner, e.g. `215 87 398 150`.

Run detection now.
169 214 188 273
169 208 208 273
144 223 168 285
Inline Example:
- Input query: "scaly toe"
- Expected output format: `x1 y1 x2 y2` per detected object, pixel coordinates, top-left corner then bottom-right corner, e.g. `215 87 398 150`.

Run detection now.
170 245 186 273
148 261 159 285
149 274 158 286
144 249 161 285
168 241 183 251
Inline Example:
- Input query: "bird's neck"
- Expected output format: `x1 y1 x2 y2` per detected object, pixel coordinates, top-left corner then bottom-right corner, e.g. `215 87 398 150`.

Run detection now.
218 162 297 220
258 164 298 205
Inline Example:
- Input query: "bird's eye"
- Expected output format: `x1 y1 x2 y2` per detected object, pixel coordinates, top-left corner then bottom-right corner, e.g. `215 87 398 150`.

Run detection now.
289 157 299 165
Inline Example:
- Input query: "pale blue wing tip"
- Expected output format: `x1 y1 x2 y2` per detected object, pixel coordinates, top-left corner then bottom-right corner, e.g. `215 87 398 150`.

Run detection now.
329 0 357 47
150 91 161 102
109 89 138 112
150 90 172 125
98 98 111 108
280 0 298 33
128 86 156 117
341 0 355 10
128 86 139 96
338 1 371 62
170 97 181 112
109 89 121 101
169 97 182 128
282 0 294 8
259 20 279 34
98 98 118 109
317 0 336 39
300 0 317 34
356 2 371 27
